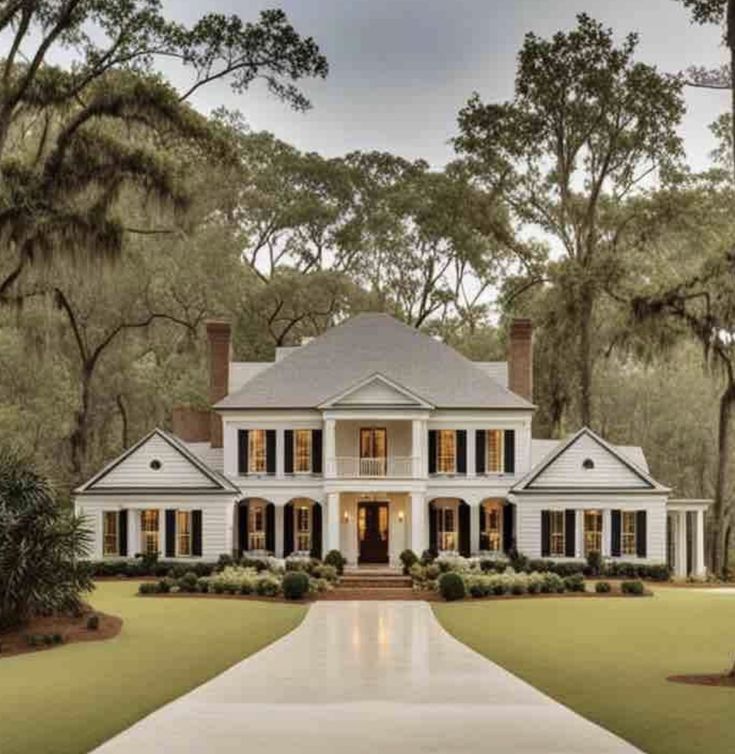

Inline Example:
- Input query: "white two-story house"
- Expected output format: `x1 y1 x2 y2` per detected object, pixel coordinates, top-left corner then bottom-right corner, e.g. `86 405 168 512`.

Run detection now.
75 313 708 577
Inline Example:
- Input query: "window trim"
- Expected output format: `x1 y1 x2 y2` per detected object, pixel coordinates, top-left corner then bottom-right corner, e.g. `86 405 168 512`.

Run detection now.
248 501 267 551
486 430 505 474
549 510 566 557
140 509 160 556
584 510 603 556
436 502 457 551
435 430 457 475
293 429 313 475
248 429 267 475
294 502 312 553
621 510 637 556
103 511 119 557
482 501 503 553
177 510 193 557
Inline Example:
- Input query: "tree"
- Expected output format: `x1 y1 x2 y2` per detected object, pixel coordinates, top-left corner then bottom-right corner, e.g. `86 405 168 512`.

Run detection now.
0 2 327 298
455 14 685 426
0 449 92 630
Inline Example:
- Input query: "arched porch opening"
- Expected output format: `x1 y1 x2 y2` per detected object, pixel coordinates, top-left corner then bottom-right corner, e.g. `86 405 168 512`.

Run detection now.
284 498 323 559
236 498 275 556
428 498 470 557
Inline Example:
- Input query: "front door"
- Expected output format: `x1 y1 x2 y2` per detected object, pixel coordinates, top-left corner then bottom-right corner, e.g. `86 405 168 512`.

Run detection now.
358 502 389 563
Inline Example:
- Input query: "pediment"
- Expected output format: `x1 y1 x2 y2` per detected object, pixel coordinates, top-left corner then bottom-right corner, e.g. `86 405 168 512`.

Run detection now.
319 373 433 409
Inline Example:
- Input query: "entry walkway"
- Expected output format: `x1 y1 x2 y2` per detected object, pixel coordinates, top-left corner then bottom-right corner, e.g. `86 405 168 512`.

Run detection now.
93 602 640 754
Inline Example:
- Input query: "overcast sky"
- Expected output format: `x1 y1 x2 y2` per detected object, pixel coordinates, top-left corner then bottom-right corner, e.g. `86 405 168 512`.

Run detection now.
156 0 729 172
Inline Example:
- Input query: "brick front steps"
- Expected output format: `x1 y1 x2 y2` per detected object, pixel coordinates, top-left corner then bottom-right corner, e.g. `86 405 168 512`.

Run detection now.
319 568 433 601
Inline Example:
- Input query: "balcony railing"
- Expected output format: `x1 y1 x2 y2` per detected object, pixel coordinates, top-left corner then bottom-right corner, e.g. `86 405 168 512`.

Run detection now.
328 456 418 478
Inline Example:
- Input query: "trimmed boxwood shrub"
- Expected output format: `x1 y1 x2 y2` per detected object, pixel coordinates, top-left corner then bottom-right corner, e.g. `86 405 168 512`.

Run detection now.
177 572 199 593
324 550 347 575
138 582 159 594
563 573 586 593
282 571 310 600
438 572 466 601
399 549 419 575
595 581 612 593
621 579 645 595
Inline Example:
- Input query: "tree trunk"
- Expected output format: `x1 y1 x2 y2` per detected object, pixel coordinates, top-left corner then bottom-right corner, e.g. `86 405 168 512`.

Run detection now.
69 365 93 480
578 286 594 428
728 0 735 181
710 380 735 576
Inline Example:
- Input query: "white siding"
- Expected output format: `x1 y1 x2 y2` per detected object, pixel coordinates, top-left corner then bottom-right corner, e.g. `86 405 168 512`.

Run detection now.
529 434 649 489
93 435 218 489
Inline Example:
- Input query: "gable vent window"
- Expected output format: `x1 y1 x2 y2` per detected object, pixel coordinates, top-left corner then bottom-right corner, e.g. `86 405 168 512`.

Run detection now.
149 459 162 470
582 458 595 470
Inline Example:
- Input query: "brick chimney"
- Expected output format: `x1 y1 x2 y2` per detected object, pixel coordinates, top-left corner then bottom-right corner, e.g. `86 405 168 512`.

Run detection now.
171 406 211 443
508 318 533 402
206 320 231 449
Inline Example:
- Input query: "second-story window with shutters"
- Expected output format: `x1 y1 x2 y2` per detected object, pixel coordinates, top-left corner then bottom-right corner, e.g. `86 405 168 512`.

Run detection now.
436 430 456 474
249 430 267 473
486 430 504 473
294 430 312 473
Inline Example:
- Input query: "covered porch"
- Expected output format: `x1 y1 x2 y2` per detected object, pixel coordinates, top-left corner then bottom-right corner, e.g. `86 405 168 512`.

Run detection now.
666 499 709 579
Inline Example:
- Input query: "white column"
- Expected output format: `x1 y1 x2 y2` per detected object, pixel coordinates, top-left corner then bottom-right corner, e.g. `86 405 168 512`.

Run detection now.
128 510 139 558
410 491 427 554
694 509 706 578
276 429 285 479
324 419 336 479
467 428 476 478
327 492 340 552
470 501 480 555
411 419 424 478
275 505 284 557
602 509 612 558
224 501 236 557
675 510 688 578
576 510 584 559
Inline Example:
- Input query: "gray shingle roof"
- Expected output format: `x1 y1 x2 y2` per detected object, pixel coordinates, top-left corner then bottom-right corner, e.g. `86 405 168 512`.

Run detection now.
216 313 534 410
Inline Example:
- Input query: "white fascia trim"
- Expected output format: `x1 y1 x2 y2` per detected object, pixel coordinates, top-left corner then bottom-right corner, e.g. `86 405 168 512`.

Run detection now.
318 372 435 410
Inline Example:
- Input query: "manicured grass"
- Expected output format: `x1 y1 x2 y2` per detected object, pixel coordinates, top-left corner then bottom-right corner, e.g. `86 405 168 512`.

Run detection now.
434 588 735 754
0 581 306 754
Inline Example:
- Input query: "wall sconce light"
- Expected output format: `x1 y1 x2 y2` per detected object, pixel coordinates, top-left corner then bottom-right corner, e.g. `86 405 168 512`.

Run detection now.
398 511 405 523
343 511 350 523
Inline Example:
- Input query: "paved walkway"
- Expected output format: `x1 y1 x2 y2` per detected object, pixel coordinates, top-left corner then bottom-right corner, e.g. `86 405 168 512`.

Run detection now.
93 602 640 754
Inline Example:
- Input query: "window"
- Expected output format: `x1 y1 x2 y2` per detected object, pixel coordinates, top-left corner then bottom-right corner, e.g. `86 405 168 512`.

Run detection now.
486 430 504 473
436 430 456 474
360 427 386 476
103 512 118 556
622 511 637 556
248 430 267 473
584 510 603 555
437 504 456 551
249 502 266 550
294 430 312 473
483 502 503 552
550 511 565 556
140 510 159 556
295 503 312 552
177 511 192 556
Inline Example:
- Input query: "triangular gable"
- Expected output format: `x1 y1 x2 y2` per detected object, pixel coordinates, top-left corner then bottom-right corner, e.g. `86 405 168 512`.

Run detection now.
76 429 237 493
514 427 665 492
319 373 434 409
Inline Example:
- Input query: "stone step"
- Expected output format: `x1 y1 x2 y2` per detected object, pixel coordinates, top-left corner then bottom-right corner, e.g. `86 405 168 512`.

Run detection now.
339 576 412 588
320 588 421 601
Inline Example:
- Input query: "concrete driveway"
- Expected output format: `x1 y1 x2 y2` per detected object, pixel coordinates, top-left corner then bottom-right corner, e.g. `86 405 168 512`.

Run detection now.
93 601 640 754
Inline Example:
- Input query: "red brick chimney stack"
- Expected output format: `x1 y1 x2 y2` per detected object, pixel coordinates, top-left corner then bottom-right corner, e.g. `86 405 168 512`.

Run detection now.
206 320 231 449
508 318 533 403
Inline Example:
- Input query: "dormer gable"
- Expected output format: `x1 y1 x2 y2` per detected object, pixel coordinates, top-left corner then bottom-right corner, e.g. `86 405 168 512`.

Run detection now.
318 373 434 409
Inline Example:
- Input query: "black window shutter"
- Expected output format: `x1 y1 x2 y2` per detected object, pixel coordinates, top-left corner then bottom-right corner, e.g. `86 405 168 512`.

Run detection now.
265 503 275 552
312 430 323 474
238 430 249 474
118 510 128 557
458 503 470 556
284 502 294 557
456 430 467 474
429 502 438 552
503 503 515 553
475 430 486 474
504 430 515 474
564 510 576 557
165 509 176 558
479 505 489 550
192 510 202 557
238 502 249 554
311 504 323 559
428 430 437 474
284 430 294 474
636 510 647 557
611 510 622 557
266 430 276 474
541 510 551 557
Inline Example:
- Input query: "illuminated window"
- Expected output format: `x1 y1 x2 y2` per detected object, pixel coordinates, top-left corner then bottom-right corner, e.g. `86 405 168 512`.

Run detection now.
436 430 456 474
295 502 312 552
249 430 267 473
294 430 312 473
550 511 565 556
437 504 456 551
103 512 118 556
584 510 603 555
486 430 504 473
177 511 192 556
249 502 266 550
483 502 503 552
622 511 637 556
140 510 159 556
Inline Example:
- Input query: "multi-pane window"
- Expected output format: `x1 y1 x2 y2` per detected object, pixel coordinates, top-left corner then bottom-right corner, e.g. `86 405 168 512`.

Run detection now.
295 503 312 552
550 511 565 556
103 511 118 556
294 430 312 473
483 502 503 552
248 430 267 473
584 510 603 555
436 430 456 474
360 427 387 475
249 502 266 550
437 505 456 551
140 510 159 556
622 511 637 556
177 511 192 556
486 430 504 473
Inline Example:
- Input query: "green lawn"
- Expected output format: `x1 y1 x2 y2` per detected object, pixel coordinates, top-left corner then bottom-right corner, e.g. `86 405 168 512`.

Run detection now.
0 581 306 754
435 588 735 754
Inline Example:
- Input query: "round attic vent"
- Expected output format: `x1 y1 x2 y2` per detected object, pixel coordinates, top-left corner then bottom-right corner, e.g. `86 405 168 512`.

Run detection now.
582 458 595 470
149 459 162 471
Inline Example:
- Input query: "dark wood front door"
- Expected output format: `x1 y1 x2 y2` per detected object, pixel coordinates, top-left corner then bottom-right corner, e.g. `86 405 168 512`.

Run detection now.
358 502 389 563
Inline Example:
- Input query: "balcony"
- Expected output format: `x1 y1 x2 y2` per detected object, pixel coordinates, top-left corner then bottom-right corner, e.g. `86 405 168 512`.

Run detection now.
328 456 418 478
